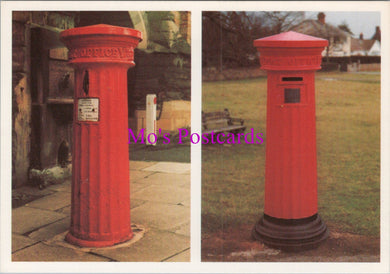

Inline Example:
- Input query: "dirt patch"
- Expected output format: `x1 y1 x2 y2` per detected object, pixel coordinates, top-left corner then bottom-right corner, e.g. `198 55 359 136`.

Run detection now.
201 224 380 262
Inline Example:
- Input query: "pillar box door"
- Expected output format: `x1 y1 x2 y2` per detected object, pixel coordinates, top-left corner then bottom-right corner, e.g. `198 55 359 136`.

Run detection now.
252 31 329 250
60 24 142 247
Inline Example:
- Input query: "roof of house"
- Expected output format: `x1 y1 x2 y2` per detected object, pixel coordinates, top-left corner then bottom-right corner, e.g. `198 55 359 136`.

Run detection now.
289 19 348 41
351 38 376 52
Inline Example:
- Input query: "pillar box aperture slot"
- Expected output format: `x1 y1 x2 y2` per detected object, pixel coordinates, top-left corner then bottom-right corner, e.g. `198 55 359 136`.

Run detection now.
60 24 142 247
252 31 329 250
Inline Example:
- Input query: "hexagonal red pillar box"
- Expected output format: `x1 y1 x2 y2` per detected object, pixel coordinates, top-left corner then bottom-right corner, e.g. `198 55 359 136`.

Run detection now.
252 31 329 250
60 24 142 247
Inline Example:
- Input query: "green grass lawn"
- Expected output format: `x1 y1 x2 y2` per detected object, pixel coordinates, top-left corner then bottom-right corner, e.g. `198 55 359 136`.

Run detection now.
202 72 380 237
129 138 190 163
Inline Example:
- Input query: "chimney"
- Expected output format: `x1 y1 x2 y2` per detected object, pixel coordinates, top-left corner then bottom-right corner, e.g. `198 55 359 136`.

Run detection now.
317 12 326 25
359 33 363 40
372 26 381 42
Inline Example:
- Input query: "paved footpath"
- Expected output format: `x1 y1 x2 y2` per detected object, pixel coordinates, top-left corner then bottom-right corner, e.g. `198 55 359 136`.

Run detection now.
12 161 190 262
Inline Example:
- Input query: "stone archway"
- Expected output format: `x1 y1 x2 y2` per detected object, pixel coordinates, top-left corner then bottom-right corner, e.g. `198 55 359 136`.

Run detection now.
128 11 148 50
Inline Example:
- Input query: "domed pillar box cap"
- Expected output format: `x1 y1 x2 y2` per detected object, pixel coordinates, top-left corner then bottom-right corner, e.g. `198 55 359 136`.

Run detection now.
253 31 328 71
60 24 143 66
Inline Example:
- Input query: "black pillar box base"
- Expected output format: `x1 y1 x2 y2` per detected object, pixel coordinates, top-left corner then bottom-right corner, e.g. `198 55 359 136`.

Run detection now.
252 213 329 251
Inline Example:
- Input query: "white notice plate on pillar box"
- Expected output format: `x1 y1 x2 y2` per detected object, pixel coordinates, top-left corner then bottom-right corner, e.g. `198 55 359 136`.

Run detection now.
78 98 99 122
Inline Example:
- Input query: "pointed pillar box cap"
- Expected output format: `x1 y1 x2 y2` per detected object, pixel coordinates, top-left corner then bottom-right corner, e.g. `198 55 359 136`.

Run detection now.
60 24 142 66
253 31 328 71
254 31 328 48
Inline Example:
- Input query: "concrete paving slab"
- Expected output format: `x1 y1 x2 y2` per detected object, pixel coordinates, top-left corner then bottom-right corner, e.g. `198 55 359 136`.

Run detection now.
45 224 145 255
93 229 189 262
26 191 70 211
131 202 190 231
12 234 40 253
12 160 191 262
135 173 190 187
142 162 190 174
130 181 150 193
130 199 147 209
12 206 67 234
47 180 71 192
177 198 190 208
28 217 70 241
12 242 110 261
130 161 157 171
169 222 190 237
165 248 190 262
131 184 190 205
130 170 155 183
56 205 71 216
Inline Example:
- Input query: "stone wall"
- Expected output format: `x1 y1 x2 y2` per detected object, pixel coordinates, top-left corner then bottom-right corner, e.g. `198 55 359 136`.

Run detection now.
132 11 191 106
128 11 191 140
179 12 191 45
131 50 191 110
12 12 31 188
12 12 76 188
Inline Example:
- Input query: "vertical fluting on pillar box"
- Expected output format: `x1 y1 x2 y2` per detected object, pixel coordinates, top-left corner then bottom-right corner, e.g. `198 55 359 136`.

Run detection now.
252 31 329 251
60 25 142 247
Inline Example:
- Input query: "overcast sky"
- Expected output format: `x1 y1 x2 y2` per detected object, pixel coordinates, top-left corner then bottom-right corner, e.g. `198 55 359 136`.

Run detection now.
305 11 381 39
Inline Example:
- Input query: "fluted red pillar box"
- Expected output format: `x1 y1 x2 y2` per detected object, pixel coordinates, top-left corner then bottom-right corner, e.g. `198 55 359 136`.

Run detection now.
60 24 142 247
252 31 329 250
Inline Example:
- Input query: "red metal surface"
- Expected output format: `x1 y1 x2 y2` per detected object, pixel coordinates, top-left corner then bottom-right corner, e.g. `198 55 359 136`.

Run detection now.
254 31 328 219
254 31 327 71
254 31 328 48
60 24 142 247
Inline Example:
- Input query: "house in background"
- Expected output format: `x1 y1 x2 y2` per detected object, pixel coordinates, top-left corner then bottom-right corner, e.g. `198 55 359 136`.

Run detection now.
289 12 351 57
351 32 381 56
289 12 381 72
348 28 381 72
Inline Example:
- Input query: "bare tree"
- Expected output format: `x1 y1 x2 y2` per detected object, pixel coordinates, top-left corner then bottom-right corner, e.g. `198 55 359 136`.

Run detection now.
202 11 259 68
202 11 305 69
338 21 354 35
262 11 305 33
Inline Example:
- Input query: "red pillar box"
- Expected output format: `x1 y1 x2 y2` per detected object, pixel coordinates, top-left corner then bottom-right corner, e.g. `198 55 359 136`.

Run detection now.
60 24 142 247
252 31 329 250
